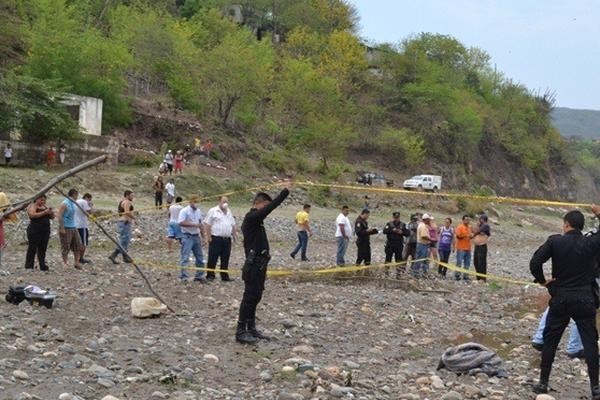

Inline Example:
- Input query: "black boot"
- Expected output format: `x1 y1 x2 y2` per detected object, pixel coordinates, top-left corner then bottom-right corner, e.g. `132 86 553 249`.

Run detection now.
532 382 548 394
248 319 270 341
108 251 120 265
235 321 258 345
592 386 600 400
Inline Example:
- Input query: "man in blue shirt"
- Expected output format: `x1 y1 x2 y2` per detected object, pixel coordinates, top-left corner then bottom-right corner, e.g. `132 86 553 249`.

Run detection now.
57 188 83 269
178 196 206 282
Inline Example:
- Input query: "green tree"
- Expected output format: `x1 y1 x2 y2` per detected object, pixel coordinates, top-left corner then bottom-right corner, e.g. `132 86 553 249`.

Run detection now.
0 72 80 141
271 58 356 168
378 127 425 168
0 0 24 70
110 4 201 110
26 0 132 129
200 29 273 128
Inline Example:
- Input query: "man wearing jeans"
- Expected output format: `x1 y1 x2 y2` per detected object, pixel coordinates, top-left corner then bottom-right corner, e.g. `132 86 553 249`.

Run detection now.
178 196 207 283
413 213 432 277
335 206 352 266
109 190 135 264
532 307 584 358
454 215 473 281
290 204 312 261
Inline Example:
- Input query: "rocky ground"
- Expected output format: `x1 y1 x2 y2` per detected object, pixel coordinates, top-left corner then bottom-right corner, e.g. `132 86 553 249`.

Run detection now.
0 196 598 400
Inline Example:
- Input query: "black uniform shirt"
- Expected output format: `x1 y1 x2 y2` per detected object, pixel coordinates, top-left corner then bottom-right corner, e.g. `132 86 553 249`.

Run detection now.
383 220 409 245
529 230 600 288
355 216 376 245
242 189 289 257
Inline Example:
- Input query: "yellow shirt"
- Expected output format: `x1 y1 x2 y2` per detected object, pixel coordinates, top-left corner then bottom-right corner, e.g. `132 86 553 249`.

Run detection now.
296 210 309 231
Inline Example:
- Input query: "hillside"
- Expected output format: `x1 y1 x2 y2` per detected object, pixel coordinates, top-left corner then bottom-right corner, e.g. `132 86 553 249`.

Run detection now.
551 106 600 139
2 0 600 201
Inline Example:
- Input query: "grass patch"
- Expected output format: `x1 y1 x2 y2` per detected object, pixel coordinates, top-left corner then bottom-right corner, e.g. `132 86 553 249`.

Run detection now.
274 370 300 383
406 348 427 359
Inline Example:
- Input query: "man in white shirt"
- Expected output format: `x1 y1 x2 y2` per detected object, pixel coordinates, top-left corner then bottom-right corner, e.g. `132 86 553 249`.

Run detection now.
75 193 93 264
167 196 183 252
335 205 353 266
204 196 237 281
165 179 176 204
178 196 206 282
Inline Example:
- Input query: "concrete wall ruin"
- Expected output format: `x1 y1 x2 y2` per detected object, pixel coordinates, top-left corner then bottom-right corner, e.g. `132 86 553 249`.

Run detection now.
1 136 119 169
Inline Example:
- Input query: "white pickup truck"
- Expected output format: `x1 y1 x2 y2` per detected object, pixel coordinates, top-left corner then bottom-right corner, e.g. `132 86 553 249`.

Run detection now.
402 175 442 192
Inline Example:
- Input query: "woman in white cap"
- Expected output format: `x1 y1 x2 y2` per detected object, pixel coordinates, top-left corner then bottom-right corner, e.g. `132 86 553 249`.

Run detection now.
413 213 433 277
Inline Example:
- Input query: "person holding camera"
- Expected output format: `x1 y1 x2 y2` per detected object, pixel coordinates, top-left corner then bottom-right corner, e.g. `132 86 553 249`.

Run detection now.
355 209 378 266
25 194 54 271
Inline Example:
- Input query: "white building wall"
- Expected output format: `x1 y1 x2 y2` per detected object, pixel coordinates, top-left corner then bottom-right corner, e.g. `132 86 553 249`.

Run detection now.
61 94 103 136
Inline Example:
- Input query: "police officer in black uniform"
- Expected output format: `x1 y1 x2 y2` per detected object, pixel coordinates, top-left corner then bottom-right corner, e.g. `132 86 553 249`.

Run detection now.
355 209 378 266
236 182 290 345
383 211 410 275
529 208 600 398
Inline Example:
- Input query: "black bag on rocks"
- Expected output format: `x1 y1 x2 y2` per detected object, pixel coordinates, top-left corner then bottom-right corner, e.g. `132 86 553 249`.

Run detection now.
5 286 26 305
5 285 56 308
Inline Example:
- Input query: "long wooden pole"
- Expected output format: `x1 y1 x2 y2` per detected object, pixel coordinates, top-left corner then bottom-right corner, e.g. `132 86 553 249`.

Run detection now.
1 155 109 219
53 186 175 314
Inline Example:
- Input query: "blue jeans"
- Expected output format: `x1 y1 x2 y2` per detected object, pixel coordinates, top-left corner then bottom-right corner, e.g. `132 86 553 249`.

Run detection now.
291 231 309 260
533 307 583 354
179 233 204 280
412 243 430 277
336 236 349 266
455 250 471 280
112 221 132 259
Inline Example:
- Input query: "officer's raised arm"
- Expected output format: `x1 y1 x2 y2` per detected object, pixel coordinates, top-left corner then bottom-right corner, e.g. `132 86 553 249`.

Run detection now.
245 187 290 223
529 237 553 284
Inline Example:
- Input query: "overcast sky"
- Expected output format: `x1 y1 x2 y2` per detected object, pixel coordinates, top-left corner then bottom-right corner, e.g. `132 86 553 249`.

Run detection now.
349 0 600 110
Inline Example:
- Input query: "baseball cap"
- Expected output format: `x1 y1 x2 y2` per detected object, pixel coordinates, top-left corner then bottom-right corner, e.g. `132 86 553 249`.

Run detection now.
392 211 400 217
422 213 433 220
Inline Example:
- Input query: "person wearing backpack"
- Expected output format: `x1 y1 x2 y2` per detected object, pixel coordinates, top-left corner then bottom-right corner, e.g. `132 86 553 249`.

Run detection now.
437 217 455 277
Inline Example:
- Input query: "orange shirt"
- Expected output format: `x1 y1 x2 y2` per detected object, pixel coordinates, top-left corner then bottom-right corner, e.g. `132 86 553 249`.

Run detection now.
455 224 472 251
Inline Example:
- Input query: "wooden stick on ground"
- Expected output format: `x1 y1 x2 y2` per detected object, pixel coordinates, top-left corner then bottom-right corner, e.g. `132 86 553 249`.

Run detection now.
53 186 175 314
1 155 109 220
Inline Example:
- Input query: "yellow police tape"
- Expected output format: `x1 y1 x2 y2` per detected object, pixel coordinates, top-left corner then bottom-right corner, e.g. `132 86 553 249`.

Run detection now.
433 259 532 286
297 181 593 209
91 183 278 222
91 180 594 223
132 257 420 277
131 256 535 287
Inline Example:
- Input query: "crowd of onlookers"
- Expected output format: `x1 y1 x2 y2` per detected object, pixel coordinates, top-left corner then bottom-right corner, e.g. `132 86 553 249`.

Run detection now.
2 176 492 282
157 138 214 176
291 205 492 280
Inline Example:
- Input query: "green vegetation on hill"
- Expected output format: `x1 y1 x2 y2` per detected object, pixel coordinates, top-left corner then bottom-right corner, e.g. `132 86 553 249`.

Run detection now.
551 107 600 139
0 0 582 182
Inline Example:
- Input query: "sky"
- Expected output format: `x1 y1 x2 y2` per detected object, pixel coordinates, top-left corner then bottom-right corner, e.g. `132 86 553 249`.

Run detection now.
349 0 600 110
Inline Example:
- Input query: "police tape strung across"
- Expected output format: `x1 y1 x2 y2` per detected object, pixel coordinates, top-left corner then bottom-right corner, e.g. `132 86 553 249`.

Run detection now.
131 257 536 286
90 180 593 222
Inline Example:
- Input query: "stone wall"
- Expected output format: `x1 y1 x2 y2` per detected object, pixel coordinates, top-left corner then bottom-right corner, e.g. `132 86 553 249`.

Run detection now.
1 136 119 168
